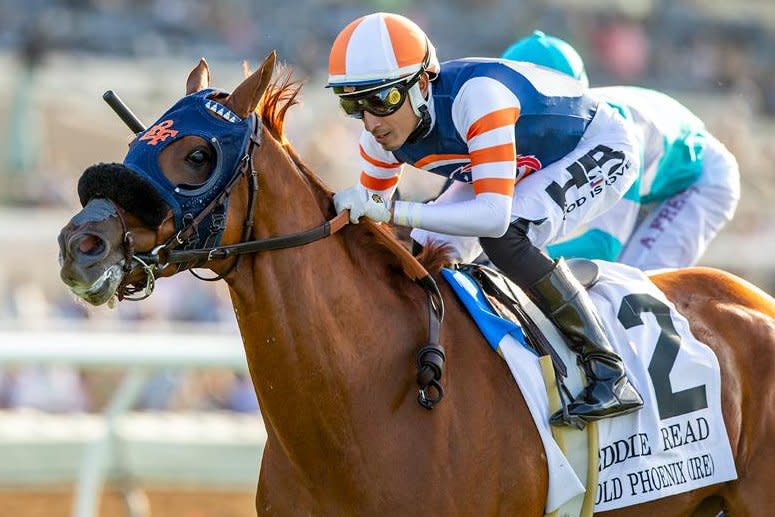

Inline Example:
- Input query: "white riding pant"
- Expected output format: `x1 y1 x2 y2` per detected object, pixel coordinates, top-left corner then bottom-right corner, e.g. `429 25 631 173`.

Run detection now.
616 133 740 269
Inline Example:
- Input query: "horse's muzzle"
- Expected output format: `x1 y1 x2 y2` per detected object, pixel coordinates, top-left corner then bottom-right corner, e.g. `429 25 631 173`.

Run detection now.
58 198 127 305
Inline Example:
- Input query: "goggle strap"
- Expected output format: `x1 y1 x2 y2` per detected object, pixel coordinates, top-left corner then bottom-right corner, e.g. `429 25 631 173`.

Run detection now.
336 70 421 98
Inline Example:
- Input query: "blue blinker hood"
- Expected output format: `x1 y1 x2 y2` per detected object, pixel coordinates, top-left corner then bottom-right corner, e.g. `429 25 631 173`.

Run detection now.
123 88 255 242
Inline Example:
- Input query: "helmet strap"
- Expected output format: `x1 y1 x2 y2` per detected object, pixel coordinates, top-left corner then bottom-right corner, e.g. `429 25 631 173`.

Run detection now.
406 104 432 145
406 81 425 117
405 80 432 144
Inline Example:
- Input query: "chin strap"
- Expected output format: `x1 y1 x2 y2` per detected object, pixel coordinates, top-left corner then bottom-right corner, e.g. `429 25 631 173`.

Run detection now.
406 105 432 145
404 79 433 145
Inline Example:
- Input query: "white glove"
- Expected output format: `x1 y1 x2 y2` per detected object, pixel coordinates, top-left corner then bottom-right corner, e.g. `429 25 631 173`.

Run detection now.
334 184 391 224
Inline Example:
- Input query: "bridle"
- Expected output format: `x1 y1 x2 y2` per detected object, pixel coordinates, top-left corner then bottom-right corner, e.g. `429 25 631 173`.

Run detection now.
103 89 448 409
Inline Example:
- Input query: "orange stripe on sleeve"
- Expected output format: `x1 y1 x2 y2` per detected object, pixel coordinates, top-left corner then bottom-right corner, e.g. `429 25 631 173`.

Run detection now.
466 107 520 140
473 178 516 197
360 171 400 191
414 153 469 169
469 143 516 166
359 145 401 169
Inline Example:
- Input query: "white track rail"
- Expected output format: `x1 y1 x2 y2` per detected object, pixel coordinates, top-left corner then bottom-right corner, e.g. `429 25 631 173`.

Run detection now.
0 329 265 517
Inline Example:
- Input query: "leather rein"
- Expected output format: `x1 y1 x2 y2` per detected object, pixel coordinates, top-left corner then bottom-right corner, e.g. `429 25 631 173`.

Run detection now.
106 93 447 409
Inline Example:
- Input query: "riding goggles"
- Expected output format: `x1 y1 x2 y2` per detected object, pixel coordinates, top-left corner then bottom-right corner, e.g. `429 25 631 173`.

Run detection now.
334 79 414 119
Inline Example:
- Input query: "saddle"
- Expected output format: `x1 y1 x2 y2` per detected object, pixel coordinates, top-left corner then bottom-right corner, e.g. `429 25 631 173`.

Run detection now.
456 258 601 383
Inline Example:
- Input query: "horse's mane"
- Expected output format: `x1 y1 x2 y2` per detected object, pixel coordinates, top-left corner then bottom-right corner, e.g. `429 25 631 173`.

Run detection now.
257 64 301 144
255 65 453 275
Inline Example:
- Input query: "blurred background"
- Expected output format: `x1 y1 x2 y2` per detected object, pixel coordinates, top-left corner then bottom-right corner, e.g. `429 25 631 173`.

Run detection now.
0 0 773 515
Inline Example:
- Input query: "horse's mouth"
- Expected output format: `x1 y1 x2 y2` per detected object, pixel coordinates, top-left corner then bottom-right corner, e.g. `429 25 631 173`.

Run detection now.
68 263 125 306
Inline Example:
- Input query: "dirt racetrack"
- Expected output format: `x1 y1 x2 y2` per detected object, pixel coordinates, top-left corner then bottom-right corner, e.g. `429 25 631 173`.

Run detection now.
0 486 256 517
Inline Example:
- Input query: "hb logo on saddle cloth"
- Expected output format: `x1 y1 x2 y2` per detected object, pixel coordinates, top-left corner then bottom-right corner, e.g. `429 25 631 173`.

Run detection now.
79 89 255 252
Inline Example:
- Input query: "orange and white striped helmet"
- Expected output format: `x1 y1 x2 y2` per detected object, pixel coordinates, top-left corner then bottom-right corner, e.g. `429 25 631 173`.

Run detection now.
327 12 440 90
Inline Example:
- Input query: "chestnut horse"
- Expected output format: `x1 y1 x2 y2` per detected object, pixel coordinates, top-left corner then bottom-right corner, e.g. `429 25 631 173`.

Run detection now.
58 52 775 516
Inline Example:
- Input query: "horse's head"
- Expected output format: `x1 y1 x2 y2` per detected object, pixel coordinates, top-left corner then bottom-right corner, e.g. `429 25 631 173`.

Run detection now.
58 52 277 305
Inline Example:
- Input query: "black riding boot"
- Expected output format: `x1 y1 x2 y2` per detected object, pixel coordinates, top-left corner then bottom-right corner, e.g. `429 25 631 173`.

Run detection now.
527 259 643 427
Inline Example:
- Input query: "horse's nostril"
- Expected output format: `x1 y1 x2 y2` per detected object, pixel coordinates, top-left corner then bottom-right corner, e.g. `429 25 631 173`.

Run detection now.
74 233 106 257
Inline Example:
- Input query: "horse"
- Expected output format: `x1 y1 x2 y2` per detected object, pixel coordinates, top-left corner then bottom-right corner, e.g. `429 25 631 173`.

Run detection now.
58 52 775 516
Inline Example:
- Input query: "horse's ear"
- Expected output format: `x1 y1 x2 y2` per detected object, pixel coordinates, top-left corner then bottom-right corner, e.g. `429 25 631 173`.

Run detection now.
186 58 210 95
225 50 276 119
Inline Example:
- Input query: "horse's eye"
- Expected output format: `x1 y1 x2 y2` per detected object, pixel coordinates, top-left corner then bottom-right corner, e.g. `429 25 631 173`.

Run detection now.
186 148 211 166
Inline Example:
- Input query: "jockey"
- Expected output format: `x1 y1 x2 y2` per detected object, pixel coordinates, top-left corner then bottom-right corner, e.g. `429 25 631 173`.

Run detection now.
502 31 741 269
328 12 644 427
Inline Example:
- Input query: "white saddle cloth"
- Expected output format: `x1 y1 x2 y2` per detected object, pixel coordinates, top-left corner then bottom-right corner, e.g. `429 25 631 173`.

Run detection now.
497 261 737 514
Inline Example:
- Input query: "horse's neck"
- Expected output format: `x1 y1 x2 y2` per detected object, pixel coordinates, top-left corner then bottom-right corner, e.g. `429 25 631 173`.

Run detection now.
225 138 423 465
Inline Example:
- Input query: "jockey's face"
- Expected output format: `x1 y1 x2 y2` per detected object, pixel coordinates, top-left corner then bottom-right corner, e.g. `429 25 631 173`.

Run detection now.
362 74 429 151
